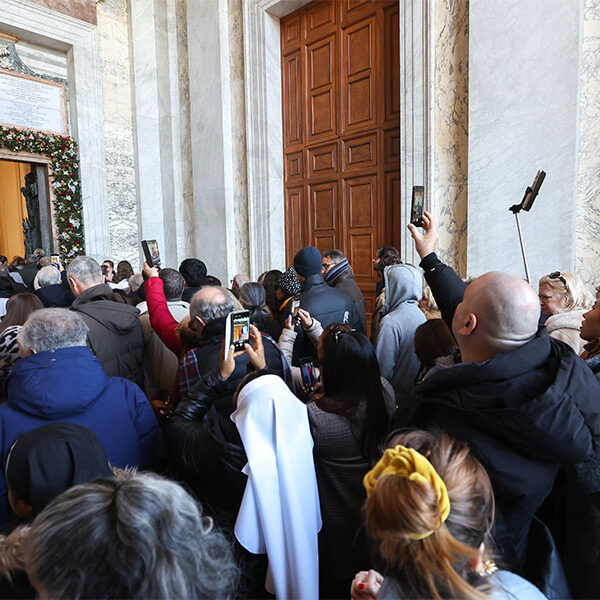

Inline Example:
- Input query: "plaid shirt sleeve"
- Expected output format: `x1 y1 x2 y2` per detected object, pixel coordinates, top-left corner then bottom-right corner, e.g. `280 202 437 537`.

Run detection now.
178 349 202 398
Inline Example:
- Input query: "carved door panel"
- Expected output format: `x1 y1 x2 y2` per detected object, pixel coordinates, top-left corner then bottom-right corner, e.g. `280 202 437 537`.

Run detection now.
282 0 400 329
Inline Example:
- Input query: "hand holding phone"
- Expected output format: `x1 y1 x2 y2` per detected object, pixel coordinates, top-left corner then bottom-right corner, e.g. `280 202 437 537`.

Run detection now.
300 357 317 393
411 186 425 227
290 299 301 326
225 310 251 351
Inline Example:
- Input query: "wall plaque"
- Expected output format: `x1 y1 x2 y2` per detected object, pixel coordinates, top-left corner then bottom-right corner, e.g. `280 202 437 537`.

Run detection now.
0 69 67 135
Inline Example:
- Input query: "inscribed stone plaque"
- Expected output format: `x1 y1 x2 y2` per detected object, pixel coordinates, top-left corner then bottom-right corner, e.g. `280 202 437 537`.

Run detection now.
0 69 66 135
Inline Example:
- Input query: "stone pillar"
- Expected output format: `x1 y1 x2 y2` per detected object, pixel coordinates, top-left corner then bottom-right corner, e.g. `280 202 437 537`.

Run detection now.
467 0 582 283
129 0 192 269
186 0 244 283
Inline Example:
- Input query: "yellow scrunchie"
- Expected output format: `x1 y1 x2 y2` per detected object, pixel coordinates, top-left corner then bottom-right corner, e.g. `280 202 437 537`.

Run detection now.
363 445 451 540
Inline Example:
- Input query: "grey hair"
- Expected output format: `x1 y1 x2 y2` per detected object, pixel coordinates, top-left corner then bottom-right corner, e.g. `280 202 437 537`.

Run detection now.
26 254 38 266
17 308 88 353
190 286 234 322
34 266 61 290
323 249 346 263
24 472 238 599
66 256 102 287
128 273 144 293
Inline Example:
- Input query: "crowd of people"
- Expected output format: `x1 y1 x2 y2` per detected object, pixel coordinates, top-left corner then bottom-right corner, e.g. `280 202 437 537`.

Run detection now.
0 210 598 599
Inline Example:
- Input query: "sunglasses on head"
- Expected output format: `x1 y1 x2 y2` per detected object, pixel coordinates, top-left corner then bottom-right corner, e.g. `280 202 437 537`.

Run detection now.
548 271 567 287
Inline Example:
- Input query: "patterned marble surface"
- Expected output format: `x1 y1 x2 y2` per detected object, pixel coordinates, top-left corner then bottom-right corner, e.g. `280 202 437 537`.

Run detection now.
228 0 250 275
97 0 139 267
576 0 600 287
433 0 469 277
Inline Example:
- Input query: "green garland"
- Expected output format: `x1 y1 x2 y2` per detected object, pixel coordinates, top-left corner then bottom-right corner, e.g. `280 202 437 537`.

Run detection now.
0 125 84 261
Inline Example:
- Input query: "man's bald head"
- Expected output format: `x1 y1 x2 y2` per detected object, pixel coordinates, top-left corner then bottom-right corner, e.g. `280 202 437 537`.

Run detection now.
453 271 540 361
189 286 234 323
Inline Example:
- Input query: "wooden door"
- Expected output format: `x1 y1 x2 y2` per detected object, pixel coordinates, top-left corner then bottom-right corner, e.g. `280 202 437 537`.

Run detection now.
281 0 400 326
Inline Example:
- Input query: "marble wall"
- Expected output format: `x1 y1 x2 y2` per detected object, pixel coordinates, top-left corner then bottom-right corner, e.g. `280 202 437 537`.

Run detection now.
467 0 581 286
576 0 600 287
228 0 250 276
96 0 138 266
432 0 469 277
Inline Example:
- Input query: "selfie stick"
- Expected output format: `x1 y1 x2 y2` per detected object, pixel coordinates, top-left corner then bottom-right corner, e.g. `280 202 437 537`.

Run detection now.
508 171 546 284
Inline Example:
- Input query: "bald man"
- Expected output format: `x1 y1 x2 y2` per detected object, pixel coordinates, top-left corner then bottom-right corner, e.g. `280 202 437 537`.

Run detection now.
142 263 287 411
403 213 600 577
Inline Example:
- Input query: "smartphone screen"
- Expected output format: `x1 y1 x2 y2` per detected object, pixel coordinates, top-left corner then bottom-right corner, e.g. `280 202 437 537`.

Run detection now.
142 239 161 268
300 357 315 391
411 186 424 226
291 299 300 325
50 254 60 267
230 311 251 350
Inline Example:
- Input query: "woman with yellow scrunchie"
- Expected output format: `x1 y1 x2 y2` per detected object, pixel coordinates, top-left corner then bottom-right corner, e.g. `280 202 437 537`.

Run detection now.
351 430 548 600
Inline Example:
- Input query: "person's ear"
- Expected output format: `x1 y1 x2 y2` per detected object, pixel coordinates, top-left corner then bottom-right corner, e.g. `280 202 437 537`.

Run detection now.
457 312 477 336
67 276 79 295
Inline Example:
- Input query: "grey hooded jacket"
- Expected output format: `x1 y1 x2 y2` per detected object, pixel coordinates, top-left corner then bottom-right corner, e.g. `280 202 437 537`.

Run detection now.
374 264 425 401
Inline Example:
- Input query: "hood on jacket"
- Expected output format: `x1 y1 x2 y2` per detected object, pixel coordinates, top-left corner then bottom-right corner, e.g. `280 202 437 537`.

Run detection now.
72 285 140 335
545 308 586 333
5 347 110 420
382 264 422 315
414 329 600 465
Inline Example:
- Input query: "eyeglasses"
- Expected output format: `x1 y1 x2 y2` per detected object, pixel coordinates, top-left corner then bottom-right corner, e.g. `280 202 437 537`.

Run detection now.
548 271 567 288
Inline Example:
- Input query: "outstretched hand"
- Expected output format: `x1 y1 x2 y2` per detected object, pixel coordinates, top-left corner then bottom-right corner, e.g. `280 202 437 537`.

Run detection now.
142 261 159 279
407 210 439 259
298 308 313 329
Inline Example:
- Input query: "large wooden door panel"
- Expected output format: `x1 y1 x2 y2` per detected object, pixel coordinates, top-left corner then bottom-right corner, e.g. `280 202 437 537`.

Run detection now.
282 1 400 327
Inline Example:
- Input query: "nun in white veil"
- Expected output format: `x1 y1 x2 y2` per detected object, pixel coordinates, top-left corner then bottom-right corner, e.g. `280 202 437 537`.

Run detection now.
231 369 322 600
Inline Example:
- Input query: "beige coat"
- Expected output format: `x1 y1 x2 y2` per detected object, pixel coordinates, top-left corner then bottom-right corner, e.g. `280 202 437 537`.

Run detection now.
545 308 587 354
138 300 189 397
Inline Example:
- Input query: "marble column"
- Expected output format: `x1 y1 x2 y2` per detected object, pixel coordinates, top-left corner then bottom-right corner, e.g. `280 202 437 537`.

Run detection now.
576 0 600 287
129 0 192 270
468 0 582 284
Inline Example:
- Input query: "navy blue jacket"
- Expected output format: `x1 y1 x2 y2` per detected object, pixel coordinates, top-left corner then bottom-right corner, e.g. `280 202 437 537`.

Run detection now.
1 346 163 523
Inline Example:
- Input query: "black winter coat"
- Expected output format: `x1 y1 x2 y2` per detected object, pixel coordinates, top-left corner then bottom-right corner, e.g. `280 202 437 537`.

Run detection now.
166 371 247 530
290 274 363 365
179 317 287 414
327 268 367 333
70 284 144 387
408 253 600 570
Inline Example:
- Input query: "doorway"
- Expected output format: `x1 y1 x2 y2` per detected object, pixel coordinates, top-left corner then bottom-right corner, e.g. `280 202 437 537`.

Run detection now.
0 160 31 260
281 0 401 323
0 159 52 261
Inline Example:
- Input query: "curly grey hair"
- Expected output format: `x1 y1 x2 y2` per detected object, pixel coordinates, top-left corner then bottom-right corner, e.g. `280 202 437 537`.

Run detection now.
17 308 88 353
24 471 238 599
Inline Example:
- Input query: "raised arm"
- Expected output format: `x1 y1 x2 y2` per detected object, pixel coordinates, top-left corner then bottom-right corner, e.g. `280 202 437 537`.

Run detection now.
407 211 467 328
143 263 183 356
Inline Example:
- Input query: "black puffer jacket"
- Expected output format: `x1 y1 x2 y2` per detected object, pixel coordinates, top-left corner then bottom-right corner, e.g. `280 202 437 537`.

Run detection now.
289 274 363 365
178 317 287 413
166 371 247 530
406 253 600 571
326 268 367 333
70 284 144 387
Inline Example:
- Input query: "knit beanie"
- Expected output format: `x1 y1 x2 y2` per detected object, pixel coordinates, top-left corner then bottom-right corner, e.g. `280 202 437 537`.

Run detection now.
294 246 322 278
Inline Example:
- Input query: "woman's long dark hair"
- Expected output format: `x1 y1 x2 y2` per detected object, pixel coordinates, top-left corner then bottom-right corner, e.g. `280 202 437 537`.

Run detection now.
0 293 44 334
113 261 134 284
261 270 283 317
319 323 389 461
